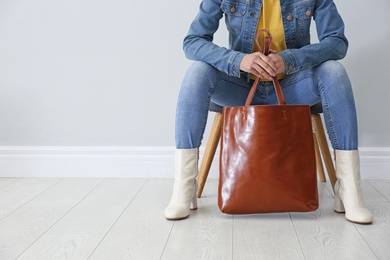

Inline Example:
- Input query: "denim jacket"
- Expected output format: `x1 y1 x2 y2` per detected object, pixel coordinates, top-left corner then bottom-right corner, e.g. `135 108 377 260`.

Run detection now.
183 0 348 79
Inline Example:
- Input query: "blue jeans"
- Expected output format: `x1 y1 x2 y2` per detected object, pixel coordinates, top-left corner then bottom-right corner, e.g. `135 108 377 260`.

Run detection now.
175 61 358 150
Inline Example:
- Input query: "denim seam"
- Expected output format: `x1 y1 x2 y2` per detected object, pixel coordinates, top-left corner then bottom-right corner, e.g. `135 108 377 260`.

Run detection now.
312 73 340 150
196 76 217 148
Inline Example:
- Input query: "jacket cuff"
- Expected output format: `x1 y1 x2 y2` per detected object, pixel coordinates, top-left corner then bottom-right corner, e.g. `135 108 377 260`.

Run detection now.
279 50 299 75
228 52 245 78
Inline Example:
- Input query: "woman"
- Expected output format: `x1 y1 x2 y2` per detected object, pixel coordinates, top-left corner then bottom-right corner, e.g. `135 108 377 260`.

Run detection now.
164 0 373 224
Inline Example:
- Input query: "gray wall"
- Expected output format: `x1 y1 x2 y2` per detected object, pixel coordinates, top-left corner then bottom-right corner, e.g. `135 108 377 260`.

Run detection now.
0 0 389 147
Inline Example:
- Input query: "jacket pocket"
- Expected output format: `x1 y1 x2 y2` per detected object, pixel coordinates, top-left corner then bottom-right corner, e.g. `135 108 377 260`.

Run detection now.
292 4 314 38
221 0 247 35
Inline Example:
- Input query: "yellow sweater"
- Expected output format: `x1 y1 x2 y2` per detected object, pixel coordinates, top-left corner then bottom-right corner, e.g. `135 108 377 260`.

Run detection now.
251 0 286 80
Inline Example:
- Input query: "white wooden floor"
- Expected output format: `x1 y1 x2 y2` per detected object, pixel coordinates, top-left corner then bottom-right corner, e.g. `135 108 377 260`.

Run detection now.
0 178 389 260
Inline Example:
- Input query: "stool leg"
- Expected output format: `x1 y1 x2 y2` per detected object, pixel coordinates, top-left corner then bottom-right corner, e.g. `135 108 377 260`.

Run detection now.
312 114 337 192
197 113 222 198
313 132 326 182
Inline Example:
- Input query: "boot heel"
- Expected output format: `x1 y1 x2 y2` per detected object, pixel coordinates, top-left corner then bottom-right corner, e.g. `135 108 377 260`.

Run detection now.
190 180 198 210
334 194 345 213
190 192 197 210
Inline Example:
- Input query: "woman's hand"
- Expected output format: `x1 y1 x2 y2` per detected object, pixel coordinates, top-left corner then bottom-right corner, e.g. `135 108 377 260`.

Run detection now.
268 49 286 75
239 50 286 80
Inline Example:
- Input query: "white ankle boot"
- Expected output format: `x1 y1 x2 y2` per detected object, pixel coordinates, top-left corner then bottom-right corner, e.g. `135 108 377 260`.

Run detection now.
165 148 198 220
334 150 373 224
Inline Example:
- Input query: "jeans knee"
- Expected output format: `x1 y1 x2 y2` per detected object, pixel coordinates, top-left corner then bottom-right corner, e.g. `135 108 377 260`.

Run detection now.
181 61 218 94
185 61 217 82
316 60 349 82
315 61 353 95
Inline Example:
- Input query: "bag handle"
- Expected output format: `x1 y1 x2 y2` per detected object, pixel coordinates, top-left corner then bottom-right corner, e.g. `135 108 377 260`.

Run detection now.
245 30 287 106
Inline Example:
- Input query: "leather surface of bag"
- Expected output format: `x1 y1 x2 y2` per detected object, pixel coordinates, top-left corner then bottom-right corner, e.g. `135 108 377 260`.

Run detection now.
218 30 318 214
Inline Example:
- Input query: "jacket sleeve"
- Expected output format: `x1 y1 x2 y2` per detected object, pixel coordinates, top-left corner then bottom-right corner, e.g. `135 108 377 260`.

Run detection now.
183 0 245 78
278 0 349 75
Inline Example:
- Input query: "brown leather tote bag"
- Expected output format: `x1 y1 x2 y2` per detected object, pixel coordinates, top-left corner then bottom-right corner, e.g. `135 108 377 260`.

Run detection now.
218 30 318 214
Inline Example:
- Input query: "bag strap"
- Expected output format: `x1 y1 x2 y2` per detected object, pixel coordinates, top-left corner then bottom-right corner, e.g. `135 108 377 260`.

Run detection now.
245 30 287 106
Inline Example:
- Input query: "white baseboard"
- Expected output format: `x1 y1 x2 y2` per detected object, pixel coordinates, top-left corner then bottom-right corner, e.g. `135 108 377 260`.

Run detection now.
0 146 389 179
0 146 176 178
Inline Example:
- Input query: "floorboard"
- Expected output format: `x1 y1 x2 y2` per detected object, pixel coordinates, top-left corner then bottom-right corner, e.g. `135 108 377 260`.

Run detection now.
291 183 377 260
89 179 174 260
0 207 70 259
0 178 18 190
161 179 233 260
0 178 60 221
233 213 305 260
368 181 390 202
355 181 390 260
0 178 387 260
17 234 104 260
46 179 146 234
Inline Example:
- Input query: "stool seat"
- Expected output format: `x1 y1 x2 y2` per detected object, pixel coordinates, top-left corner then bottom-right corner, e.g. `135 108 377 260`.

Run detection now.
197 101 336 198
208 101 223 113
310 102 323 114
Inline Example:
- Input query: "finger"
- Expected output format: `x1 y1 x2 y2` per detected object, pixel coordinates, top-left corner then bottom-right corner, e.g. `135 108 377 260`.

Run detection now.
257 53 277 72
251 64 273 80
257 55 276 77
268 54 285 74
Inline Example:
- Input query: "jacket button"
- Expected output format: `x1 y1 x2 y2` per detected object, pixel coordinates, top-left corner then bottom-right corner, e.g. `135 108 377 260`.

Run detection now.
287 15 293 21
306 10 311 16
233 70 237 75
289 65 294 71
250 13 257 17
230 6 236 13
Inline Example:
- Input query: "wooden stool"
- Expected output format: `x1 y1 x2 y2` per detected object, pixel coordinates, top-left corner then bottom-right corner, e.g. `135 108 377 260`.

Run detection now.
196 102 337 198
